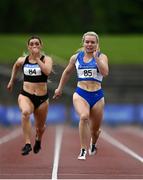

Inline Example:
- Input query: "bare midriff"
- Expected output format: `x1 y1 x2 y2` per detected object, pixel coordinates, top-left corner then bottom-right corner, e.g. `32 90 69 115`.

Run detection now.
77 81 101 92
23 82 48 96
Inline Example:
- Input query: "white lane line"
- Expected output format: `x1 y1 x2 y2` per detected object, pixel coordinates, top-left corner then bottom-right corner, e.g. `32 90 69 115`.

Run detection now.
52 125 64 180
101 131 143 163
0 128 22 145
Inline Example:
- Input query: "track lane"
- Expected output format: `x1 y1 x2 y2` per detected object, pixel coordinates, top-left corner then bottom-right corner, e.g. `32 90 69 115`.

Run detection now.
102 126 143 157
1 125 143 179
0 125 55 179
58 125 143 179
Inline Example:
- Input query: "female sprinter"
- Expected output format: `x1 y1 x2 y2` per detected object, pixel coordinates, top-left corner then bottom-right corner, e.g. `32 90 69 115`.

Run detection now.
7 36 53 155
53 31 109 160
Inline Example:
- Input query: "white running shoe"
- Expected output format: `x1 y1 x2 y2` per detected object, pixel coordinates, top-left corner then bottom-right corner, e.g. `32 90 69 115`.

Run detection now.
88 141 97 156
78 149 87 160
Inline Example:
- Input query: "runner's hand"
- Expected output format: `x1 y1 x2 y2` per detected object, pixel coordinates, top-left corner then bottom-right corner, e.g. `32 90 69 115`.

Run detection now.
93 44 101 58
7 81 14 92
53 89 62 99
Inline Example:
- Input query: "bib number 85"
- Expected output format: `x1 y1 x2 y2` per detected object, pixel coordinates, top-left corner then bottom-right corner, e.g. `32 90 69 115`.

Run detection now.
84 70 92 77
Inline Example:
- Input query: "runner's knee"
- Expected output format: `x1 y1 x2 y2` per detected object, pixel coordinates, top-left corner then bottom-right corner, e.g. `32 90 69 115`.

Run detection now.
21 110 31 120
80 113 89 123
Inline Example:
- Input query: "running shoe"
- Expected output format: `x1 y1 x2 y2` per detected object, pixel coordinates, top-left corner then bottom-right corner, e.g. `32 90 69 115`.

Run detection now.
33 140 41 154
78 148 87 160
21 144 32 155
88 142 97 155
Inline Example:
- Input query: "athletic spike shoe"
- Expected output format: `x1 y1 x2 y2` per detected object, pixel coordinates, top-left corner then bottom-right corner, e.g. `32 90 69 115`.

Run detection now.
21 144 32 155
88 143 97 155
78 149 87 160
33 140 41 154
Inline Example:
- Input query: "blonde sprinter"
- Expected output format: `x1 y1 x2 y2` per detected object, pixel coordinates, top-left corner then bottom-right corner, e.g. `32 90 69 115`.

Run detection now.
53 32 109 160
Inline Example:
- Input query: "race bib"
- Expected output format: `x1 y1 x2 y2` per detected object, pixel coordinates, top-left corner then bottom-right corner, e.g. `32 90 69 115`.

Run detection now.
78 69 97 78
23 64 42 76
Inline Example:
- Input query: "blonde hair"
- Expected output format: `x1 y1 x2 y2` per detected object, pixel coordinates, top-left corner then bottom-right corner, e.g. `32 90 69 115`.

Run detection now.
76 31 100 53
82 31 99 44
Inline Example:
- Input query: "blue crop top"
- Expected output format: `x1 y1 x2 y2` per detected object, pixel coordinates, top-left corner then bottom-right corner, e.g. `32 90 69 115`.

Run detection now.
75 51 103 83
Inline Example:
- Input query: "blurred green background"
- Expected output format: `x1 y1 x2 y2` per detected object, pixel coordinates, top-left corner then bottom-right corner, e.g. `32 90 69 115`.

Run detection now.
0 34 143 65
0 0 143 65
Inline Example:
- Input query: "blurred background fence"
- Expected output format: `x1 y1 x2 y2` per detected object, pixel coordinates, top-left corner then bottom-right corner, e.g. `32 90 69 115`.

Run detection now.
1 63 143 126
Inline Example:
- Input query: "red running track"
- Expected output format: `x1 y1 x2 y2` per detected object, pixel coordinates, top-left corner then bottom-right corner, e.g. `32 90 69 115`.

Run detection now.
0 124 143 179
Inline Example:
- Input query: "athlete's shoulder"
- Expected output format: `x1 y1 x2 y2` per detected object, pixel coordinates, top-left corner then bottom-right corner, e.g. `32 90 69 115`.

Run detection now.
44 55 53 64
69 53 79 63
16 56 26 65
99 52 108 61
12 56 26 68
